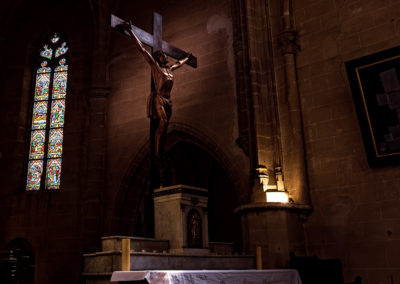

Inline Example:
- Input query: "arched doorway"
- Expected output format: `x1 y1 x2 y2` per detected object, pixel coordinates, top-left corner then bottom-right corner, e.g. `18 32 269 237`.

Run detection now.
0 238 35 284
116 135 242 251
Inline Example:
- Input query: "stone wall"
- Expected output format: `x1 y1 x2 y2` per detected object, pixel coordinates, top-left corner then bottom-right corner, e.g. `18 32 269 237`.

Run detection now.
0 1 93 283
293 0 400 283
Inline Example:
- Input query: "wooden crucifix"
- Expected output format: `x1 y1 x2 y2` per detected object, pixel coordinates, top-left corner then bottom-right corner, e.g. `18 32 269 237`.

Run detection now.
111 12 197 189
111 13 197 67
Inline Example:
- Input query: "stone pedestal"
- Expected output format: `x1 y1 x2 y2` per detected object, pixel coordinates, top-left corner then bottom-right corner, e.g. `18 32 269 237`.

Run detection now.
153 184 209 255
236 203 311 268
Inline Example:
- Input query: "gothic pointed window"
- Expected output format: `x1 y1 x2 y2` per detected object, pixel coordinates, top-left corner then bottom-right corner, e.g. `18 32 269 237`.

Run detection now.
26 33 68 191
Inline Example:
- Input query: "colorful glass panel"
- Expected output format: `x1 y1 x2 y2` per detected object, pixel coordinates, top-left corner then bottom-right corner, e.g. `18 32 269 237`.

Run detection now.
26 160 44 190
52 71 67 99
32 101 48 129
50 100 65 128
51 33 60 43
40 45 53 59
34 72 51 101
29 130 46 160
37 61 51 73
45 159 62 189
48 129 63 158
57 58 67 68
26 33 69 191
55 42 68 58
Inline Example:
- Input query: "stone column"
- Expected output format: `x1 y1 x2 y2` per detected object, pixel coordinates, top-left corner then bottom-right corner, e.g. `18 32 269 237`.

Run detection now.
232 0 281 202
232 0 312 268
275 0 310 205
81 0 111 250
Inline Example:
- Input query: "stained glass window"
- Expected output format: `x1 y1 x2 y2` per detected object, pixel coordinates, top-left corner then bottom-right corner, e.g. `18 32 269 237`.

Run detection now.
26 160 44 191
34 62 51 101
45 159 62 189
26 33 68 191
32 102 48 129
51 33 60 44
40 45 53 59
48 129 63 158
55 42 68 58
29 130 46 160
50 100 65 128
52 61 68 99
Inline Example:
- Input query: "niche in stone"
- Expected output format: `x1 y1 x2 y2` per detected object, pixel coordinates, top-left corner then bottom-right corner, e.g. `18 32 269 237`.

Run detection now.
187 209 202 248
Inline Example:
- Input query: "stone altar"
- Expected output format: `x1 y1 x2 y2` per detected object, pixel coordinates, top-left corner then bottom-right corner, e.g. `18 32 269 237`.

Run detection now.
82 236 255 283
153 185 209 255
82 185 255 283
111 269 302 284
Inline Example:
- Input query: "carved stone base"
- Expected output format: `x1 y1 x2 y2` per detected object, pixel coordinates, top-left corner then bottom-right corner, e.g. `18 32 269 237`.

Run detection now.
169 248 210 255
235 203 312 268
153 184 209 253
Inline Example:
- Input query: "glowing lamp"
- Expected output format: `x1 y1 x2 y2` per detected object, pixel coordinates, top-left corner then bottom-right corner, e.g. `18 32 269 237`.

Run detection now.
266 190 289 203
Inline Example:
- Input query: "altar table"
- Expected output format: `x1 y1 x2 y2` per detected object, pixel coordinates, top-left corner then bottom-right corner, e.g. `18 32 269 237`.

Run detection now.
111 269 302 284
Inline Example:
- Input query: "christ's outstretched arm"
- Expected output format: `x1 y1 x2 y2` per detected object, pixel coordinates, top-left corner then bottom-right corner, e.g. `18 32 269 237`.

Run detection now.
170 54 191 71
123 22 156 66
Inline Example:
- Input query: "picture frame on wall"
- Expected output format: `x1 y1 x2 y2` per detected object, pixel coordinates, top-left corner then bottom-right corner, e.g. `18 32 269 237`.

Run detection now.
346 46 400 167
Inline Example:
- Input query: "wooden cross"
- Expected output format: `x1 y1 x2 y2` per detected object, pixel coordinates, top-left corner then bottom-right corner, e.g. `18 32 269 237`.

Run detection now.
111 12 197 189
111 12 197 68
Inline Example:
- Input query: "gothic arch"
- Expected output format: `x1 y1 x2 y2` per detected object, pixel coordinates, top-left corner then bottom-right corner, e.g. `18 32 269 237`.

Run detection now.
167 122 246 199
111 124 244 248
2 238 35 284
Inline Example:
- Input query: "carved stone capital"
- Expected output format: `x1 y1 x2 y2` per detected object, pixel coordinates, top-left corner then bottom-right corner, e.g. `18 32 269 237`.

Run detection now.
234 202 313 222
277 30 299 55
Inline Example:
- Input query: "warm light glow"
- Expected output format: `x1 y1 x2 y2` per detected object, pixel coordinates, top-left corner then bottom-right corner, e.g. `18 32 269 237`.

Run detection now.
266 191 289 203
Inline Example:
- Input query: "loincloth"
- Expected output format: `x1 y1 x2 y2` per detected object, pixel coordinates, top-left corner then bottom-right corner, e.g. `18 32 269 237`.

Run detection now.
147 92 172 119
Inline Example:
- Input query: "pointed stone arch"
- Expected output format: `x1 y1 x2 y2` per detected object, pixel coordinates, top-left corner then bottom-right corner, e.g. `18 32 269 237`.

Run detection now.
111 123 246 250
1 238 35 284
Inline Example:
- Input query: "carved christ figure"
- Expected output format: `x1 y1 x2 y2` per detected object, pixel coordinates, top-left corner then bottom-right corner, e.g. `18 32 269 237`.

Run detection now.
122 23 191 161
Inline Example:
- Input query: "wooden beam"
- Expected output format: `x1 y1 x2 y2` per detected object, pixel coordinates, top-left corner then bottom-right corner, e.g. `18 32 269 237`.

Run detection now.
111 14 197 68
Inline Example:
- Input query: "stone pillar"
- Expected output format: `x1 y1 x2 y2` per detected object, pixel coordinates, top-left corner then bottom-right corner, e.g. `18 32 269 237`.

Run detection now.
232 0 312 267
82 87 109 249
82 0 111 250
275 0 310 205
232 0 282 203
153 185 209 255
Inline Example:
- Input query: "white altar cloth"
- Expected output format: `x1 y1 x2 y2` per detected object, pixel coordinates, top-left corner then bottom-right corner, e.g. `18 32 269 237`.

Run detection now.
111 269 302 284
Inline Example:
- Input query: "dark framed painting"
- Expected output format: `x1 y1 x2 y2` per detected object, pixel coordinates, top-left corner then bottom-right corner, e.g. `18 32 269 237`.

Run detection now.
346 46 400 167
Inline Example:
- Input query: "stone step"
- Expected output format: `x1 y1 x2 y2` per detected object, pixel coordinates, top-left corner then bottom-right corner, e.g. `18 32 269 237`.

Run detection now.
209 241 235 255
83 251 255 274
101 236 169 253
